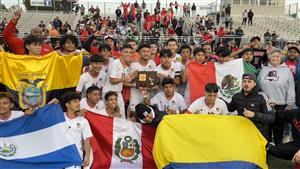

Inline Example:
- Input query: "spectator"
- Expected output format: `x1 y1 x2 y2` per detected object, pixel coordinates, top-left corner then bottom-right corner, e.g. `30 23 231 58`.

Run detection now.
242 48 259 76
248 9 254 26
271 31 279 47
242 10 247 26
235 26 244 47
62 0 68 14
115 7 122 21
258 49 295 145
191 3 196 17
225 4 231 16
264 29 272 43
38 21 45 29
3 11 53 55
142 0 146 12
80 4 85 16
285 46 300 80
227 73 275 141
53 16 62 31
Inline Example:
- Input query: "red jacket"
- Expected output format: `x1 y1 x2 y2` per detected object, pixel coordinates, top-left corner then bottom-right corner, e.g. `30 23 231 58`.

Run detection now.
3 20 53 55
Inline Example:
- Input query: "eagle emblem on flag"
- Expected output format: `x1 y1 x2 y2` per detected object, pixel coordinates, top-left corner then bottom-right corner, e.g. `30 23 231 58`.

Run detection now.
220 75 241 99
115 136 140 163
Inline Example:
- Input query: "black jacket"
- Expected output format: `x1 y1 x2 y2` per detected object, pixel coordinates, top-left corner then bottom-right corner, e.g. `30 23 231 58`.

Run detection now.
228 86 275 140
277 109 300 143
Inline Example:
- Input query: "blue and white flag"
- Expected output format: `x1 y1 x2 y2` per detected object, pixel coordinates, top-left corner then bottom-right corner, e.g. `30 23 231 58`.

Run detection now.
0 104 82 169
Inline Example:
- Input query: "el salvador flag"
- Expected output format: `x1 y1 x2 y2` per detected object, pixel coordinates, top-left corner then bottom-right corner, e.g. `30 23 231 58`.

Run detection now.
0 104 82 169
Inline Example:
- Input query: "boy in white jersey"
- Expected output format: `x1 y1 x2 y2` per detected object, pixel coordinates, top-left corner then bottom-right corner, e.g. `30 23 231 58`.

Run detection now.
0 92 34 122
98 44 115 73
76 55 107 98
143 78 187 114
80 86 105 114
187 83 230 115
102 44 134 118
98 91 122 118
156 49 181 88
129 44 156 119
166 38 181 62
61 92 92 169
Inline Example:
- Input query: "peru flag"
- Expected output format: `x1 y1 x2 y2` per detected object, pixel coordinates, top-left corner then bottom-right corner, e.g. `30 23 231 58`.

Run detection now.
85 112 157 169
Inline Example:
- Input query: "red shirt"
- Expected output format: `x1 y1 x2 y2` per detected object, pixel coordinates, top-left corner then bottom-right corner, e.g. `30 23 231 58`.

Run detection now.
3 20 53 55
90 46 99 55
286 60 297 78
154 53 161 65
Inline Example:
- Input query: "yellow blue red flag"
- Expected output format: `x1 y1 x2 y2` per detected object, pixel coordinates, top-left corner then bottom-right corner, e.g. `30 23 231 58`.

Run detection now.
153 114 268 169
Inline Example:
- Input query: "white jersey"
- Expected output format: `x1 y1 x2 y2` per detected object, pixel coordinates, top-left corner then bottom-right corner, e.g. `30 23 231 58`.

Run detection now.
64 114 93 159
102 59 129 93
150 92 187 112
0 111 24 122
102 57 115 73
129 60 156 111
80 98 105 114
156 62 181 79
188 97 230 115
76 71 107 98
172 53 182 63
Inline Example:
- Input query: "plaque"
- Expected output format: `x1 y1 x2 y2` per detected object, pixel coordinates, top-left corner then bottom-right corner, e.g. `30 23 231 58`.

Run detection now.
136 71 157 89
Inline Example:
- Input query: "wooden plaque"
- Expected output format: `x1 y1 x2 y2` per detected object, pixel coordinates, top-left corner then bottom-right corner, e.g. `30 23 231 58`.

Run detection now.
136 71 158 89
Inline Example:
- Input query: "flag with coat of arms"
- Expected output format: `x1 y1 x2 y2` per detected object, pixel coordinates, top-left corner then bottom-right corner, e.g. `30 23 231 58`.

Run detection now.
84 112 157 169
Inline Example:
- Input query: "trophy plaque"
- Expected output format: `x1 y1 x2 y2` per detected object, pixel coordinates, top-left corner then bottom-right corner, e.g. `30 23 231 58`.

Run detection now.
136 71 158 89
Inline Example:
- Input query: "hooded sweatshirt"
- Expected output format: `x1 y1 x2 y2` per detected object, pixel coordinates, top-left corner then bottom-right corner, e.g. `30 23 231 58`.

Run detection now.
258 63 295 106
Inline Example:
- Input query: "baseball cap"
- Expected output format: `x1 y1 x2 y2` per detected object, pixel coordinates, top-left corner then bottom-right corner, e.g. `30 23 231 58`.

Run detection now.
288 46 300 54
104 35 114 41
250 36 261 42
242 73 256 82
135 104 154 123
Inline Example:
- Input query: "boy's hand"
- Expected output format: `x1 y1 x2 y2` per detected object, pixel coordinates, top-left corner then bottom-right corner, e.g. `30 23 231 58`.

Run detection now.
82 158 90 166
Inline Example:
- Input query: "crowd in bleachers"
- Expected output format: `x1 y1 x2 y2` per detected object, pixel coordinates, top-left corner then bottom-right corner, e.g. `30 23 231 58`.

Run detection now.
1 1 300 168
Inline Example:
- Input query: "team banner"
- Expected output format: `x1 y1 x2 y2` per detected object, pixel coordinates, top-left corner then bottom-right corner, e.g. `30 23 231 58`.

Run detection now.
153 114 268 169
85 112 157 169
0 51 82 108
0 104 82 169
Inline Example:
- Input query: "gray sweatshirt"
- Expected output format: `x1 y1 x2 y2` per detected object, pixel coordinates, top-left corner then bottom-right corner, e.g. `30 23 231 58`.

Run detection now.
258 63 295 106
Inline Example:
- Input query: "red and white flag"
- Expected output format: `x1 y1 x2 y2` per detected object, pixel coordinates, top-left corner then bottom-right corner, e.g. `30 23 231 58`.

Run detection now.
85 112 157 169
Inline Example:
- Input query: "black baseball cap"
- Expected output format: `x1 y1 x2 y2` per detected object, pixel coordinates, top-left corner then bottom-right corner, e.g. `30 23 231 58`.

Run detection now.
288 46 300 54
135 104 153 123
242 73 256 82
250 36 261 42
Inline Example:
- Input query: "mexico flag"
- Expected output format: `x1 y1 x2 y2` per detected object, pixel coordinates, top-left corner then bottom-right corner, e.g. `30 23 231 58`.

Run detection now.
85 112 157 169
188 58 244 104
